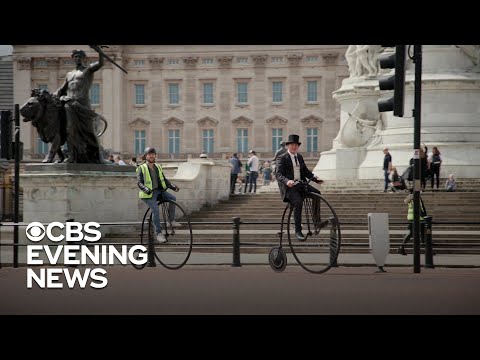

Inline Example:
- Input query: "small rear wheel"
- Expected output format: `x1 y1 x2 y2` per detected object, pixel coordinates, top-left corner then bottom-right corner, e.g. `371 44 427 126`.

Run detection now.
269 247 287 272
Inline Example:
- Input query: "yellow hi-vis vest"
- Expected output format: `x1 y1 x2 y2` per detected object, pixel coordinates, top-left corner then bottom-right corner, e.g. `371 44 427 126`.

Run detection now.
407 200 425 221
137 163 167 199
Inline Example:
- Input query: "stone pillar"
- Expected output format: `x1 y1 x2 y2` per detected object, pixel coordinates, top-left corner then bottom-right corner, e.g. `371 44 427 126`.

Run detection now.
217 56 233 152
15 57 33 158
252 55 268 150
287 54 303 135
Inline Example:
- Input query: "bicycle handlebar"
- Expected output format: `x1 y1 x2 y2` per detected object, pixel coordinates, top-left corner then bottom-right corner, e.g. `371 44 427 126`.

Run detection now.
293 177 323 187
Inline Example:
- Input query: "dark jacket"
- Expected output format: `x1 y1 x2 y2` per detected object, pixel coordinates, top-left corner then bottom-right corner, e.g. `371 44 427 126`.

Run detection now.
275 151 314 202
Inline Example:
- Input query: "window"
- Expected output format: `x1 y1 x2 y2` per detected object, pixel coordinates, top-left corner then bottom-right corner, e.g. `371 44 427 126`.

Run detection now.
306 56 318 62
271 56 283 63
237 129 248 153
34 60 47 67
168 58 180 65
307 80 318 102
37 137 49 155
203 83 214 104
237 82 248 104
38 84 48 90
134 60 145 66
202 58 214 64
306 128 318 152
272 128 283 152
63 60 74 66
90 83 100 105
168 83 179 105
168 129 180 154
134 84 145 105
202 129 214 153
134 130 146 154
272 81 283 103
237 57 248 64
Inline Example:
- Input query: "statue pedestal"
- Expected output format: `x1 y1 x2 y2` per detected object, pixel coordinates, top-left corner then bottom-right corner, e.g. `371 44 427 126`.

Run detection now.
315 45 480 181
20 164 140 235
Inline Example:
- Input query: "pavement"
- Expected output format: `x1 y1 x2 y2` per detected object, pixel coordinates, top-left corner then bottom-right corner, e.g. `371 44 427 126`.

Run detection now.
1 264 479 315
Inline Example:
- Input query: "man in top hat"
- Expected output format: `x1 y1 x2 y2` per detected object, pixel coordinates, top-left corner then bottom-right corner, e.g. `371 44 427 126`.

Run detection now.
275 134 323 241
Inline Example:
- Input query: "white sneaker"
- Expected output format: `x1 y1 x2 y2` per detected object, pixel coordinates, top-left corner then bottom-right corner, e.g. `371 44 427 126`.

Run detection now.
155 233 167 244
170 220 182 228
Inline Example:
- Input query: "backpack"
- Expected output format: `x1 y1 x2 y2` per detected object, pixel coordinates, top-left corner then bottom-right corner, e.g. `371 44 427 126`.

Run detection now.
402 164 414 182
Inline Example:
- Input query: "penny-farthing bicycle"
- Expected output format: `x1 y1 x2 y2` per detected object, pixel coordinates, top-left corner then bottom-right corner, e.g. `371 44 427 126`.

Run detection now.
269 178 341 274
133 193 193 270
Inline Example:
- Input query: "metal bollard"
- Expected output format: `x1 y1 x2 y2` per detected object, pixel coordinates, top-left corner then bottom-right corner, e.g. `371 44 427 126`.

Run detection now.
146 218 156 267
424 216 434 268
329 216 338 267
232 217 242 267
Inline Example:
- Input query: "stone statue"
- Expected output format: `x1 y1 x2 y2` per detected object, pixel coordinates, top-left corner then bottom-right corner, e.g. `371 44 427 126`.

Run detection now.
338 101 381 147
345 45 358 77
52 46 105 163
346 45 384 78
20 88 67 163
20 88 108 163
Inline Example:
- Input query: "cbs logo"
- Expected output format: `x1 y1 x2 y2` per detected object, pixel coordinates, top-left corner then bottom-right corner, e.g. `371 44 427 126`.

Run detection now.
25 222 101 242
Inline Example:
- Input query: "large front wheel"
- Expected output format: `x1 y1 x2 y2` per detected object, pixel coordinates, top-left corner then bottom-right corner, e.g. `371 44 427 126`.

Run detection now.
149 200 193 270
287 193 341 274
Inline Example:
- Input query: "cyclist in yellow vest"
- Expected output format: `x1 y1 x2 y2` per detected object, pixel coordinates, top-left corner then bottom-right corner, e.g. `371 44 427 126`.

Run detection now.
397 191 427 255
137 147 180 244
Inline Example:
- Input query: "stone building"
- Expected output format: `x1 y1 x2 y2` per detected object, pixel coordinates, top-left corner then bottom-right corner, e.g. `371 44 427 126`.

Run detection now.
12 45 348 161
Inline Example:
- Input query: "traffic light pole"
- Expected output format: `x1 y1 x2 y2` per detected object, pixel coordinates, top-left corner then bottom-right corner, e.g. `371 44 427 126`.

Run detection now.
13 104 20 268
412 45 422 273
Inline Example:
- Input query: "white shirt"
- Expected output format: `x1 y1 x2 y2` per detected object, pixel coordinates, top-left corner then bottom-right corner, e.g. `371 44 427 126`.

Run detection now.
287 150 301 180
247 155 259 171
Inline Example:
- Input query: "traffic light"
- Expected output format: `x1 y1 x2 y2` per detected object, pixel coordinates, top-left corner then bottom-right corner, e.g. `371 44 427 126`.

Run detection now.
1 110 12 159
378 45 406 117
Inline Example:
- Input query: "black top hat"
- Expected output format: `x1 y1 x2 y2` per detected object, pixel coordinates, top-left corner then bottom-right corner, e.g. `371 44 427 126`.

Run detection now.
285 134 301 146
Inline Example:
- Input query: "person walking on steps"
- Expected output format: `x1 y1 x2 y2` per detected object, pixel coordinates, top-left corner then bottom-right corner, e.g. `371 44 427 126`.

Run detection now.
397 190 427 255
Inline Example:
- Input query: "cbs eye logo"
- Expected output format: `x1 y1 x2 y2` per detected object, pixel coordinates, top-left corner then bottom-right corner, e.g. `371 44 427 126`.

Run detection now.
26 222 46 242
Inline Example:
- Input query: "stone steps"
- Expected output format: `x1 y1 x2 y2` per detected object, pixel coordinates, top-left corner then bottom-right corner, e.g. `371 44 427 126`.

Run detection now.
102 191 480 254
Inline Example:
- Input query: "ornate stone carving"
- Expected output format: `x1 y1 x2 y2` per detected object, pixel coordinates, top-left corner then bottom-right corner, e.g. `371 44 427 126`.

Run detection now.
46 57 59 68
287 54 303 66
266 115 288 125
148 56 165 68
197 116 219 127
232 116 253 126
128 118 150 128
163 117 185 127
301 115 323 125
183 57 199 68
322 53 339 65
17 57 31 70
217 56 233 67
252 55 268 66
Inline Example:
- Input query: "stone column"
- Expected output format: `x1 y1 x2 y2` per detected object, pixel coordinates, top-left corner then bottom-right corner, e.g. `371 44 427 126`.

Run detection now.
15 57 33 157
252 55 268 150
217 56 233 152
287 54 303 135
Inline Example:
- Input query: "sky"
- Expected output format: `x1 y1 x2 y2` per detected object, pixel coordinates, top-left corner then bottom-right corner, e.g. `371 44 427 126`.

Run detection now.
0 45 13 56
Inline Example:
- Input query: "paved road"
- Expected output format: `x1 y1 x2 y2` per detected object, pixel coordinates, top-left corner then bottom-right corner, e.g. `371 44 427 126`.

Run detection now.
1 265 479 314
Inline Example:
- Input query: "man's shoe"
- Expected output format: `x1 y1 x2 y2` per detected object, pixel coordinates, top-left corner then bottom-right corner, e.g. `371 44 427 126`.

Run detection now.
295 232 306 242
397 247 406 255
170 220 182 228
154 233 167 244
